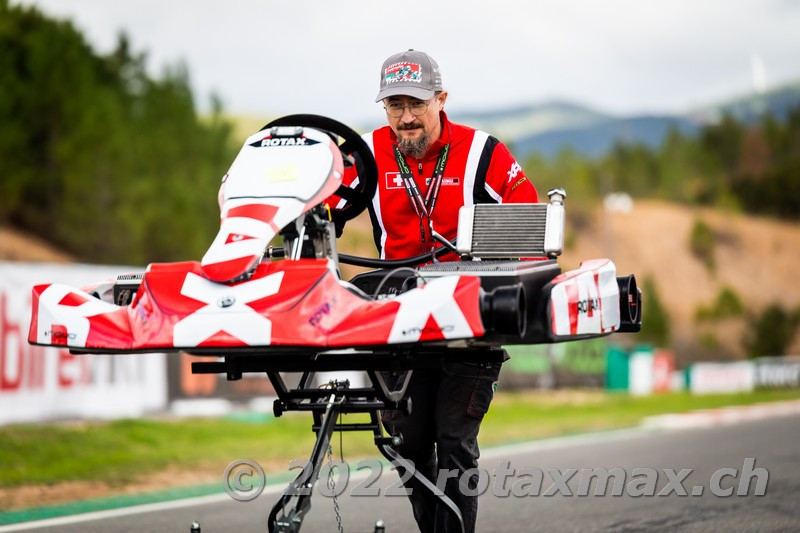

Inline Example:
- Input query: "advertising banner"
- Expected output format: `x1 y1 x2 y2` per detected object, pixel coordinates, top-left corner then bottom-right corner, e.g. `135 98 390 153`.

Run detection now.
503 339 607 389
0 262 167 425
688 361 756 395
628 348 654 396
754 356 800 388
652 349 676 393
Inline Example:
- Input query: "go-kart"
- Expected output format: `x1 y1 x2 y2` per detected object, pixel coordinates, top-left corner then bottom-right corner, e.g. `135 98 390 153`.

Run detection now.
28 115 641 533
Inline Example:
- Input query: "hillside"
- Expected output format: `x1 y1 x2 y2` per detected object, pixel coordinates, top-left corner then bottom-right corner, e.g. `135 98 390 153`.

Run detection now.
0 226 72 263
563 199 800 363
2 202 799 364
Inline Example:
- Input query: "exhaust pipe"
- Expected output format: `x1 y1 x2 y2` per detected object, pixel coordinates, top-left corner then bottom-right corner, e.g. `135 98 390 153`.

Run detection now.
617 274 640 325
480 284 527 337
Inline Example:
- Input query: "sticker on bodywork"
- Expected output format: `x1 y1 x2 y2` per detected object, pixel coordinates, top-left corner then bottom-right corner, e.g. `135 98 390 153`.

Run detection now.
550 259 620 336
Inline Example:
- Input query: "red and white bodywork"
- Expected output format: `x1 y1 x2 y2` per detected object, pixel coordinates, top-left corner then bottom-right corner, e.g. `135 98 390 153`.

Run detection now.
28 256 625 352
29 260 485 351
202 127 344 283
549 259 620 337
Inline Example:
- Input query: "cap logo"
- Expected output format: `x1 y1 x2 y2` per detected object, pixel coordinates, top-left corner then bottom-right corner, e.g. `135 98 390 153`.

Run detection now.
384 62 422 84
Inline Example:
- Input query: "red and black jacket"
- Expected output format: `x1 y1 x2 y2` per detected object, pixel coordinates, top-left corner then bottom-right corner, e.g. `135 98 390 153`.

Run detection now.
329 111 538 260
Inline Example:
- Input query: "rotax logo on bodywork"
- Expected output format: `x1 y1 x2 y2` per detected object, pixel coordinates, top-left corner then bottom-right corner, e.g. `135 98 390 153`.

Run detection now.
249 135 320 148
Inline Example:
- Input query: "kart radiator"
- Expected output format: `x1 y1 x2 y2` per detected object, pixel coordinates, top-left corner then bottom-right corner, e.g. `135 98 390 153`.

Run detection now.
456 189 565 259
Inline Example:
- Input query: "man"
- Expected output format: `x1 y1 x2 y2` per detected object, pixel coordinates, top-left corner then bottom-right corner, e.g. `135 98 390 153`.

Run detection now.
329 49 538 533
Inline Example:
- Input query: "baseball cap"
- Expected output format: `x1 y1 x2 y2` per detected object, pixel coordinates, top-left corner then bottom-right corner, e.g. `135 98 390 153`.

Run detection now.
375 49 443 102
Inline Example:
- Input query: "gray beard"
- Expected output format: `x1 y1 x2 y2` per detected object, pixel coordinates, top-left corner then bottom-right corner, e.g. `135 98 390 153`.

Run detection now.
397 132 430 159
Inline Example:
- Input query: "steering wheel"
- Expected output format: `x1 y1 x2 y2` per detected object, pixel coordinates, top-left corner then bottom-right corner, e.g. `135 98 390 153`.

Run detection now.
263 115 378 229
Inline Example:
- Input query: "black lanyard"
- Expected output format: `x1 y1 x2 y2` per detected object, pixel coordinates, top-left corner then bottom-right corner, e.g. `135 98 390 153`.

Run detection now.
392 143 450 251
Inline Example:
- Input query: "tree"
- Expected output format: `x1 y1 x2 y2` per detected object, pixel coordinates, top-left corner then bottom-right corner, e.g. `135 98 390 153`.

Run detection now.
638 277 670 347
689 219 715 272
744 304 800 358
0 2 236 264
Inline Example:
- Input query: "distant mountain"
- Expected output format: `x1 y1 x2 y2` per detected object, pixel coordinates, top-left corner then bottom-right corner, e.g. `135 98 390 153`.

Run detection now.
447 80 800 159
511 113 699 159
689 81 800 125
448 100 611 141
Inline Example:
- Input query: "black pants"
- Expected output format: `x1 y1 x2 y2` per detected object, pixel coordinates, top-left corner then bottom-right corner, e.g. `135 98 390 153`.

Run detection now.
382 358 503 533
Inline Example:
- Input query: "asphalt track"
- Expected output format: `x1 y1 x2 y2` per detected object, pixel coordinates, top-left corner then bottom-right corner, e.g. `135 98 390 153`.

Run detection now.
6 413 799 532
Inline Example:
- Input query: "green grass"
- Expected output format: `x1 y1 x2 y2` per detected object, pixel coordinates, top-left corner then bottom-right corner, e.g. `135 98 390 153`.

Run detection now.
0 413 377 489
2 389 800 490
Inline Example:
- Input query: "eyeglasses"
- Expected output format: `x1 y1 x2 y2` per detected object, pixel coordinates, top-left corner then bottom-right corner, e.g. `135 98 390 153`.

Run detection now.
383 97 436 118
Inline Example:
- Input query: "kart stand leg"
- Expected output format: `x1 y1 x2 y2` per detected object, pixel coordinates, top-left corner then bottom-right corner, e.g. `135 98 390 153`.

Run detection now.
268 391 342 533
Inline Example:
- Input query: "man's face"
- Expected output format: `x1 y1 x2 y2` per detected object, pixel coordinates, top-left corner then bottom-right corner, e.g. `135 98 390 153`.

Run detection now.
383 92 448 158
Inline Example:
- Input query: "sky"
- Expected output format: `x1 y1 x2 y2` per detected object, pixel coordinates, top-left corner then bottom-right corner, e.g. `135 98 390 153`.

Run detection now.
14 0 800 126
